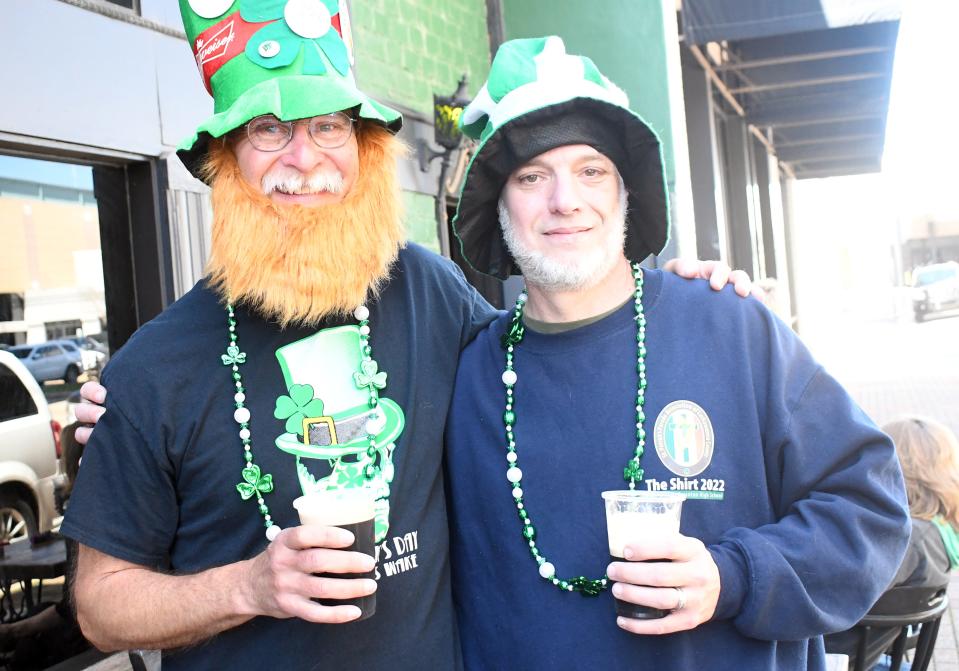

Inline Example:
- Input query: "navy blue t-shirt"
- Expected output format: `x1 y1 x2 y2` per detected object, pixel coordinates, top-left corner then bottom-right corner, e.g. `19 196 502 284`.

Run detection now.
446 269 910 671
63 244 496 670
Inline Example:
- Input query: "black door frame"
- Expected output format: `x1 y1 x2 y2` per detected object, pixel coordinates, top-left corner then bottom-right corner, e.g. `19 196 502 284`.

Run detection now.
92 159 174 351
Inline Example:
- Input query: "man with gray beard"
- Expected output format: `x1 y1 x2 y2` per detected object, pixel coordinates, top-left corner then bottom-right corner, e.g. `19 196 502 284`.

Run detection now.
497 177 628 292
445 36 910 671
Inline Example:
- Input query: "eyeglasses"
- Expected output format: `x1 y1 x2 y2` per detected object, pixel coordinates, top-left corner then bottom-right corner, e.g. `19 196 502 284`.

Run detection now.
244 112 355 152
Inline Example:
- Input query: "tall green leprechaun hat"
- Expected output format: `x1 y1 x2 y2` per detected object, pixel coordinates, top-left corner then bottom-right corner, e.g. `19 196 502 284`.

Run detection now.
176 0 402 180
452 36 669 279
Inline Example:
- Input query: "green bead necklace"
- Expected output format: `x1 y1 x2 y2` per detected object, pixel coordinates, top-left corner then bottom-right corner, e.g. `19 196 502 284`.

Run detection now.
221 303 381 542
222 303 280 542
501 262 648 595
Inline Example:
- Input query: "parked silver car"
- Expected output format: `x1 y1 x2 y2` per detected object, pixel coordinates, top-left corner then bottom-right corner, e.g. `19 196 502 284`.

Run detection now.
8 341 84 384
0 350 65 543
60 336 109 374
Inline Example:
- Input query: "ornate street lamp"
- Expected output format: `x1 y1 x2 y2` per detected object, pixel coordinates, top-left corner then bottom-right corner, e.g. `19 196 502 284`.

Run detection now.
418 75 471 256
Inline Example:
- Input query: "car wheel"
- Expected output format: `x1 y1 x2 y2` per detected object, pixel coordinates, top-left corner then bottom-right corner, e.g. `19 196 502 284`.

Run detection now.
64 365 80 385
0 496 37 544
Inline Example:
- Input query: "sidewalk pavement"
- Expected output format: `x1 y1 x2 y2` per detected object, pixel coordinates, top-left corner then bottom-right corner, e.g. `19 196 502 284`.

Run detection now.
937 574 959 671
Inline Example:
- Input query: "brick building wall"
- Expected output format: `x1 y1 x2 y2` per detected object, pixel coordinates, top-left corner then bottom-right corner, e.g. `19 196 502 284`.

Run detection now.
352 0 491 116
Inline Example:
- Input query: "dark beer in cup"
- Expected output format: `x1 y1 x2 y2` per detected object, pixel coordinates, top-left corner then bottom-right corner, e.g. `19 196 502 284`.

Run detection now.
607 557 671 619
294 488 377 621
602 491 685 620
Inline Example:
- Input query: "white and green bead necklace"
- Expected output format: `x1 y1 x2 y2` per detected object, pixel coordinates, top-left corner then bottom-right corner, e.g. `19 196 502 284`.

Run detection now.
501 262 648 596
222 303 380 542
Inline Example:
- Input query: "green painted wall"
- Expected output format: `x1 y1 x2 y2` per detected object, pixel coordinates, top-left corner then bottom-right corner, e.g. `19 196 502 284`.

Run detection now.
351 0 492 116
502 1 677 185
403 191 441 253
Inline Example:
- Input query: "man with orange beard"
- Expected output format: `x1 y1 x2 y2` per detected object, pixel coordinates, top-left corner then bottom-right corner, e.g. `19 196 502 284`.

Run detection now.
64 2 754 669
61 2 495 668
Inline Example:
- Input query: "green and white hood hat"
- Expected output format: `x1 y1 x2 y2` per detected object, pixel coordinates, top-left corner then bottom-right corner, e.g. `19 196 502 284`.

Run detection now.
452 36 669 279
177 0 402 180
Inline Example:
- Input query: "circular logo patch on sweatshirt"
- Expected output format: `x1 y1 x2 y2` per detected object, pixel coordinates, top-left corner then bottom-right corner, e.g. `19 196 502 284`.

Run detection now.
654 400 714 477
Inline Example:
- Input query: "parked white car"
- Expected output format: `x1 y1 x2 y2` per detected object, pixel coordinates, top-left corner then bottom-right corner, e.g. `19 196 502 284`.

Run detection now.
912 261 959 322
8 341 84 384
0 350 66 542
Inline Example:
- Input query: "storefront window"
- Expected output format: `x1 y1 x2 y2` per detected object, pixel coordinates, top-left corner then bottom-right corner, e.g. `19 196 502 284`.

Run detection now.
0 154 109 418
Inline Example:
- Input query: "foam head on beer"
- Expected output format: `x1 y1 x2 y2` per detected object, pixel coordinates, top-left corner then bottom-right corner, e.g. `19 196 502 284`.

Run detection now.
294 488 377 527
601 491 685 558
293 487 379 619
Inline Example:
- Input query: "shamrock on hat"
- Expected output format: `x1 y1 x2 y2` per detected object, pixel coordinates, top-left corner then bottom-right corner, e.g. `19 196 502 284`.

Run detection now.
241 0 350 76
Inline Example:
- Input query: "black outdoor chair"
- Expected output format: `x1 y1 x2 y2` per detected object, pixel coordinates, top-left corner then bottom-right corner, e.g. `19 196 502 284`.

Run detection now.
851 584 949 671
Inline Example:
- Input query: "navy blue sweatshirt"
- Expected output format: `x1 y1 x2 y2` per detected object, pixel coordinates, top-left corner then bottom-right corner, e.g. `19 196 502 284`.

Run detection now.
446 269 910 670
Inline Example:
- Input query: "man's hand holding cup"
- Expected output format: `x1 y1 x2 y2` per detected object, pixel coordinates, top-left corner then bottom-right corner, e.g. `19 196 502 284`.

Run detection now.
241 488 379 624
602 490 721 635
606 532 722 635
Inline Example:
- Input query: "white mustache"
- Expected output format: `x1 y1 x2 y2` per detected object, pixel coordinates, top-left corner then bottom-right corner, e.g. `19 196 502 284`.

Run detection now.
261 169 345 196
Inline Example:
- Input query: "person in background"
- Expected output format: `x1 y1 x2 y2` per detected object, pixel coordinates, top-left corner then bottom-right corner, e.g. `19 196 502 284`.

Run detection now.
61 421 85 503
826 416 959 670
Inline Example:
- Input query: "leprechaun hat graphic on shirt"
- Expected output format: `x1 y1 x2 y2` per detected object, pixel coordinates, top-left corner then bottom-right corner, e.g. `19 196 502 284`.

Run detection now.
274 326 405 542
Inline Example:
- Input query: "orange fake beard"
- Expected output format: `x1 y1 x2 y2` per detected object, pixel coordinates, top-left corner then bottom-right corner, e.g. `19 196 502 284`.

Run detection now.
201 125 407 328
